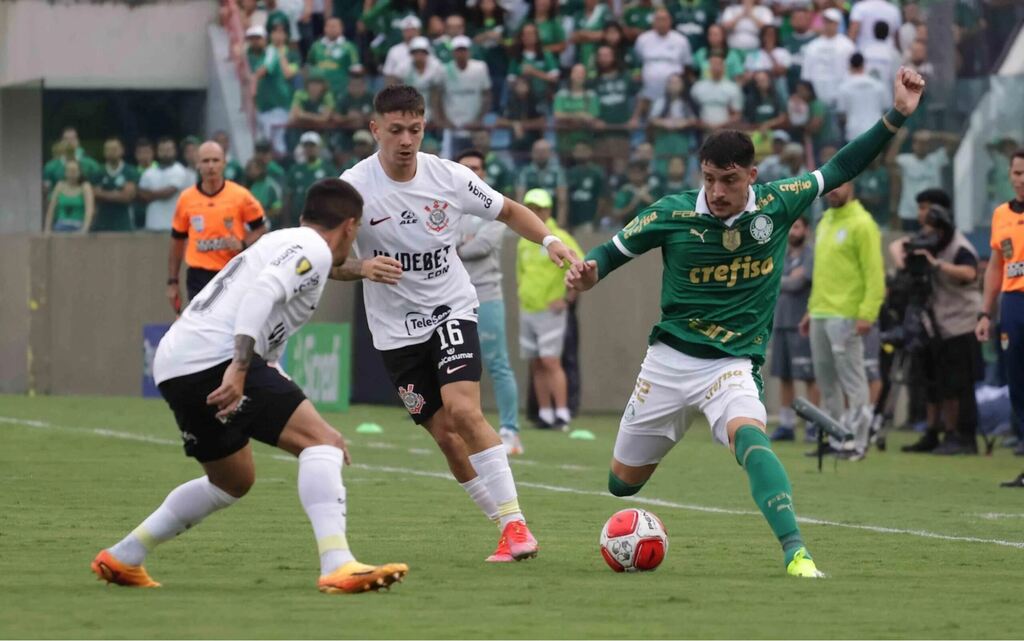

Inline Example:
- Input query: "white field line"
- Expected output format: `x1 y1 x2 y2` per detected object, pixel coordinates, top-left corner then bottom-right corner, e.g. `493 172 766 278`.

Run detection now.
4 416 1024 551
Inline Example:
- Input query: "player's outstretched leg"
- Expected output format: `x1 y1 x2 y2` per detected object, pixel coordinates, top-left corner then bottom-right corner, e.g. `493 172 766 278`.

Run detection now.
442 381 538 561
728 419 824 578
92 446 251 587
277 401 408 593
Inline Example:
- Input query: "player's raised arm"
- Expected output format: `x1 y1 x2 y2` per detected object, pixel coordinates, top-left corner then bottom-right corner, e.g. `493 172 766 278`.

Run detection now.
817 67 925 193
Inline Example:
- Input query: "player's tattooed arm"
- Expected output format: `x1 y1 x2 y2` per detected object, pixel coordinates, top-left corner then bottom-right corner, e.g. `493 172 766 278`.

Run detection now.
232 335 256 370
330 256 403 284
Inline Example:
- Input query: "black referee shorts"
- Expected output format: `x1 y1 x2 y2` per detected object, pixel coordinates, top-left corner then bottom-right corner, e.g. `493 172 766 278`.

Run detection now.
158 357 306 462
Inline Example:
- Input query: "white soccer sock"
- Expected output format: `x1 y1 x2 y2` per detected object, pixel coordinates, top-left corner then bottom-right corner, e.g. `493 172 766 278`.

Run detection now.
460 475 500 527
779 407 796 428
298 445 356 575
538 407 556 426
468 445 525 528
555 407 571 423
109 476 237 566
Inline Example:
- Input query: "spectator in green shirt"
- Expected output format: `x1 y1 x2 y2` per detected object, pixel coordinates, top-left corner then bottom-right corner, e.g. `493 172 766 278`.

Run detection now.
652 155 689 199
566 142 606 231
245 158 283 228
622 0 655 42
470 129 515 197
612 159 656 227
285 131 337 228
743 70 787 130
337 130 376 172
212 130 245 184
516 138 569 225
247 24 299 155
591 44 639 177
495 76 547 163
572 0 610 68
44 159 95 234
668 0 720 52
692 23 745 80
507 24 561 108
649 72 699 174
787 80 833 159
331 71 373 151
553 64 601 161
467 0 508 109
92 137 139 232
43 127 101 196
531 0 568 57
288 71 334 139
307 17 361 96
855 155 892 227
433 14 472 64
253 139 286 190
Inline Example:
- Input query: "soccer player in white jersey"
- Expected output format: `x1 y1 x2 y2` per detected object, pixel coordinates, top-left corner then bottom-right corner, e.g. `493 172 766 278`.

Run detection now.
91 179 409 594
337 85 580 562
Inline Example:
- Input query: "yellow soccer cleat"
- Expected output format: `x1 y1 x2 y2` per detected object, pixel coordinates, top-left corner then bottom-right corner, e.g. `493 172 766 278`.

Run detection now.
787 547 826 578
317 560 409 594
91 549 161 588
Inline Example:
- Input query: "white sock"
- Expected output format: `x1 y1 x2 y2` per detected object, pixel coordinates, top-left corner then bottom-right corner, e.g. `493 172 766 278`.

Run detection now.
468 445 524 528
298 445 356 575
460 475 500 528
779 407 796 428
538 407 555 425
555 407 571 423
109 476 237 566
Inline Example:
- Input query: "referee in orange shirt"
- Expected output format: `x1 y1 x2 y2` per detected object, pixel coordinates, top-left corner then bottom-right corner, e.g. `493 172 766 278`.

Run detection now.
976 149 1024 486
167 141 267 311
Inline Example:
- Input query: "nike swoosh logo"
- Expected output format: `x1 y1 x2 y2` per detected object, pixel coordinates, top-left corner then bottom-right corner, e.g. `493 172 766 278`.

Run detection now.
446 364 468 374
370 217 390 226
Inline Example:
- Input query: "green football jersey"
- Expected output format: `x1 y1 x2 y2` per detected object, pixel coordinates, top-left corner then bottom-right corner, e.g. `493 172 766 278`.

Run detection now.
598 173 822 364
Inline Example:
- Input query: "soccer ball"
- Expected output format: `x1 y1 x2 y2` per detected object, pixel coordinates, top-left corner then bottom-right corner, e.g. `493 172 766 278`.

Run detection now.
599 508 669 572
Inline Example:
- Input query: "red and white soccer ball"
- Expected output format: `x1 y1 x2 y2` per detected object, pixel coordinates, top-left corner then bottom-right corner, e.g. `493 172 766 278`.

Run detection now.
599 508 669 572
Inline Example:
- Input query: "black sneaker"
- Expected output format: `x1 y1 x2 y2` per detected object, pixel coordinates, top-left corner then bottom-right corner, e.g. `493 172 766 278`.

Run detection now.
932 433 978 456
1000 473 1024 488
901 430 940 453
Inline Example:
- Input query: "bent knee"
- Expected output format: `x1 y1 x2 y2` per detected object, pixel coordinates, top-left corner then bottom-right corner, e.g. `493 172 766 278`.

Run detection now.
446 402 485 430
210 473 254 499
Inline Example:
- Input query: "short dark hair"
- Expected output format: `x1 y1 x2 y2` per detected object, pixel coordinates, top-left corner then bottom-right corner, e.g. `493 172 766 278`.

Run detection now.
456 148 485 164
254 139 273 152
374 84 425 117
302 178 363 229
1014 148 1024 163
156 136 176 149
873 21 890 40
850 52 865 69
135 137 153 149
915 188 951 209
699 130 756 169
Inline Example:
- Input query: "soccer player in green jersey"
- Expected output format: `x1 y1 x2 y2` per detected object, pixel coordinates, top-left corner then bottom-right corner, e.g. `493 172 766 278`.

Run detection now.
567 68 926 578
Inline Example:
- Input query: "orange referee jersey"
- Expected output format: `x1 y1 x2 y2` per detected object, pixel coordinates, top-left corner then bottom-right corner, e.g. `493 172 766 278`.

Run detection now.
990 201 1024 293
172 180 265 271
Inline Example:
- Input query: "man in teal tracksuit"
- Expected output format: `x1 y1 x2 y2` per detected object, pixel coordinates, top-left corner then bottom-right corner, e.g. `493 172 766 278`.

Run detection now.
800 182 885 457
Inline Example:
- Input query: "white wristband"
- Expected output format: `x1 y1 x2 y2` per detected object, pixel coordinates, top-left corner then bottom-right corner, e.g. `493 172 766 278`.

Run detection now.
542 234 560 249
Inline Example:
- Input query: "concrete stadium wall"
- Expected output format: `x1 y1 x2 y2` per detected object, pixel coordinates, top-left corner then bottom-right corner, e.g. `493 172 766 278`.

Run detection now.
0 0 214 89
1 231 792 414
0 85 43 233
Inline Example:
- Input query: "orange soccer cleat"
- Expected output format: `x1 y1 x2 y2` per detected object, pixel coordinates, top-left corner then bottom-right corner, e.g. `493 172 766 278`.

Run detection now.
317 560 409 594
91 549 161 588
502 520 538 561
485 535 515 563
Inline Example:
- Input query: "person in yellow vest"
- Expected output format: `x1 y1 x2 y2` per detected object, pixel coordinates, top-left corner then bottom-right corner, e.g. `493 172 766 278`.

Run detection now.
517 188 584 430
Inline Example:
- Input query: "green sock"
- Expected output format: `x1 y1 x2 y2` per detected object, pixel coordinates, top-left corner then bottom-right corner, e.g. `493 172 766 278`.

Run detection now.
607 471 646 497
733 426 806 565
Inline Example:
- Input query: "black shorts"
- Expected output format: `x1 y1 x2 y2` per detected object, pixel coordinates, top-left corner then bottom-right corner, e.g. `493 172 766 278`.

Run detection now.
186 266 219 301
158 356 306 462
915 332 980 403
380 318 483 425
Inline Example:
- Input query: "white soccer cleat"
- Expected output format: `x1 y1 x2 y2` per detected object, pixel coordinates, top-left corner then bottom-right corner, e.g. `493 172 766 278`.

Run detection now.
499 427 523 455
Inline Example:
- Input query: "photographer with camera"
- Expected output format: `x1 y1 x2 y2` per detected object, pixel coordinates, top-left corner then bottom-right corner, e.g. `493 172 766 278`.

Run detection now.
889 189 982 455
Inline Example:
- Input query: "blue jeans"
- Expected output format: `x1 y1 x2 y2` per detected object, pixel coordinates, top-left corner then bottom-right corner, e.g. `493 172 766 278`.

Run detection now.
478 299 519 431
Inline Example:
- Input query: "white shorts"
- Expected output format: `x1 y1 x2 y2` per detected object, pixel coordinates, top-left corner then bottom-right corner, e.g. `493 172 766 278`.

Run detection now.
519 308 567 359
613 341 767 466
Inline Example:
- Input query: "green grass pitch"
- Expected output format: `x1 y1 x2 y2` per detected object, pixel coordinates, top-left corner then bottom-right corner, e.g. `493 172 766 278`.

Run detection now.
1 395 1022 639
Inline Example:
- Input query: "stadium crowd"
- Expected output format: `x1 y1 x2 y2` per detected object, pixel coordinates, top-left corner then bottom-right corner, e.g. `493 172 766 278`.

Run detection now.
37 0 1024 467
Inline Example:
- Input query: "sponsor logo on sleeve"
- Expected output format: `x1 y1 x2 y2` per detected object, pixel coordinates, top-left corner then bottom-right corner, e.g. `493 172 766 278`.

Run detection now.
622 211 658 239
778 178 814 193
271 244 302 266
293 272 321 294
467 181 494 209
296 257 313 275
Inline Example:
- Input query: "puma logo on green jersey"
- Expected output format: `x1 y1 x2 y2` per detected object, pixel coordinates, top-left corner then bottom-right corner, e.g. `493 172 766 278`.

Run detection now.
688 256 775 288
689 228 707 243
